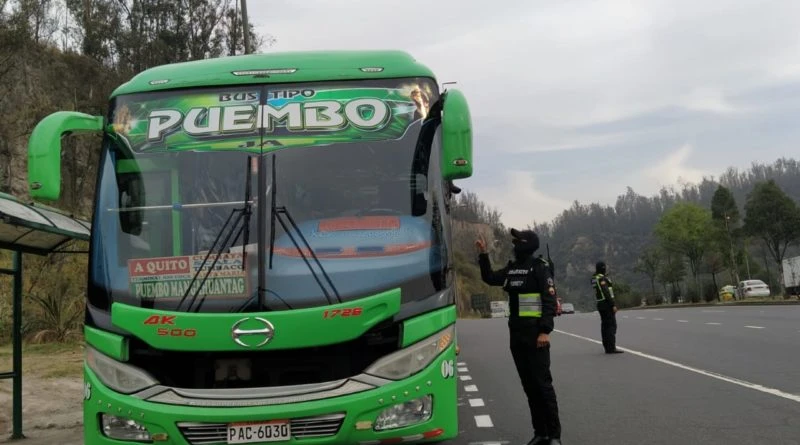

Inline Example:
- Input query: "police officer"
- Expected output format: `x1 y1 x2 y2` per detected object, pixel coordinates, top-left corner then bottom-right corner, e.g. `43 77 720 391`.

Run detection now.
592 261 623 354
477 229 562 445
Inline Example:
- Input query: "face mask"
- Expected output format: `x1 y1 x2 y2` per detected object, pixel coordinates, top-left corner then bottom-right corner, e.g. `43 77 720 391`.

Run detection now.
512 239 535 259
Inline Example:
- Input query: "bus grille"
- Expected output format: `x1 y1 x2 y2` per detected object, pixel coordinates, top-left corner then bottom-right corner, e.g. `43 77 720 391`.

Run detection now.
177 413 345 444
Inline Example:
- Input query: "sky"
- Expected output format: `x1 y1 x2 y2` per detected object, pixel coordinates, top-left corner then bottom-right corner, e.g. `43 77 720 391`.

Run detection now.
251 0 800 229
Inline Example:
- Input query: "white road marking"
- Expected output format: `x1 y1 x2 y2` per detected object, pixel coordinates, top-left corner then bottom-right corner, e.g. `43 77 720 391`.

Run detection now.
636 317 646 320
677 320 689 323
457 362 467 366
458 367 469 373
622 315 629 319
554 329 800 404
464 384 479 392
745 326 765 329
706 322 721 325
469 398 485 407
474 415 494 428
460 375 473 381
654 318 664 321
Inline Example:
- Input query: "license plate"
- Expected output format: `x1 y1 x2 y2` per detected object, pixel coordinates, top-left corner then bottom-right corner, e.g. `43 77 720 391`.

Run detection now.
227 420 291 444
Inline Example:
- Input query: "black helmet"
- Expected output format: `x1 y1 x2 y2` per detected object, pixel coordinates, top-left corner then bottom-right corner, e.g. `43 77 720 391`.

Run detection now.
596 261 607 274
510 228 540 255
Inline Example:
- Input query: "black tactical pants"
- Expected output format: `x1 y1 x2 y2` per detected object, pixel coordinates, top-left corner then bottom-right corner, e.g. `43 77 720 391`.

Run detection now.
509 319 561 439
598 303 617 352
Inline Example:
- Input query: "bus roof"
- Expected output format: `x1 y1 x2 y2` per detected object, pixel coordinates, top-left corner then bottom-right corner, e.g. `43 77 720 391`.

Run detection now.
111 50 437 98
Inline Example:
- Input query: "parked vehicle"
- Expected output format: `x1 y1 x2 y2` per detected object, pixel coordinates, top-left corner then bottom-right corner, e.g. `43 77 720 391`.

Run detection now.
491 300 509 317
737 280 771 298
782 255 800 296
561 303 575 314
719 285 736 301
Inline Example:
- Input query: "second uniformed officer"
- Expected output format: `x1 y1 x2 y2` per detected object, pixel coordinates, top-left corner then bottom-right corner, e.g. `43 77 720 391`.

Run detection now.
592 261 623 354
477 229 561 445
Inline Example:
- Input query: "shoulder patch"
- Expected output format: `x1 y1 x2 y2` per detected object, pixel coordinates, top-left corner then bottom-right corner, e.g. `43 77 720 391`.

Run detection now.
547 277 554 287
600 279 607 285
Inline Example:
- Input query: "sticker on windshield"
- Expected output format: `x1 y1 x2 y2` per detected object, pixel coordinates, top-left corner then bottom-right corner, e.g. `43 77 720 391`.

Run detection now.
111 79 437 153
128 253 248 299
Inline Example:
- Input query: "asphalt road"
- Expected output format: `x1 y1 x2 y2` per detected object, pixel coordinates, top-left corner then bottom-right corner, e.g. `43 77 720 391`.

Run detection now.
453 306 800 445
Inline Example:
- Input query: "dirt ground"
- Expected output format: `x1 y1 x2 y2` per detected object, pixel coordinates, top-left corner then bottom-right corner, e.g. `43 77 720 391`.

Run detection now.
0 343 84 444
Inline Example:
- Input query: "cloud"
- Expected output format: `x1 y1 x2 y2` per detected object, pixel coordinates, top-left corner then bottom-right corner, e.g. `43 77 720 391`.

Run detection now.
472 171 572 230
250 0 800 225
642 145 710 192
679 88 742 114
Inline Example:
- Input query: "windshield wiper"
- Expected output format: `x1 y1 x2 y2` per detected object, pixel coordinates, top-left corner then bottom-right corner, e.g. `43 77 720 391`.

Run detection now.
177 156 254 312
268 155 342 305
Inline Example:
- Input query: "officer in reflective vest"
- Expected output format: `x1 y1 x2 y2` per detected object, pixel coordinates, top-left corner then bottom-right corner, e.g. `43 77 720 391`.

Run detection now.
592 261 623 354
477 229 561 445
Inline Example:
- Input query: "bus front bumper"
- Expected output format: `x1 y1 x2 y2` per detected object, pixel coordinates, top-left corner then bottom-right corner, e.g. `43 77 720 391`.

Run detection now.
83 345 458 445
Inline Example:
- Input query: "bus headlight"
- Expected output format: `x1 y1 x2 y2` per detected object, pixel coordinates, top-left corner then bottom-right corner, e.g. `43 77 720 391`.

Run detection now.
86 346 158 394
364 325 455 380
374 395 433 431
101 414 152 441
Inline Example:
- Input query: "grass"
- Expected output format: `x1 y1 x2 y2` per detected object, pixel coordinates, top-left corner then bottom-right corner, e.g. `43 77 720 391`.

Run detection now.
0 341 84 380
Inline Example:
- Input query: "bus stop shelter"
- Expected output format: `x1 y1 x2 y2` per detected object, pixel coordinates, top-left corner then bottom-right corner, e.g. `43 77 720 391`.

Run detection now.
0 192 90 440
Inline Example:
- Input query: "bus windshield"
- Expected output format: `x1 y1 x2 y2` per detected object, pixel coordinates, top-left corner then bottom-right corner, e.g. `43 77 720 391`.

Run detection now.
88 78 453 313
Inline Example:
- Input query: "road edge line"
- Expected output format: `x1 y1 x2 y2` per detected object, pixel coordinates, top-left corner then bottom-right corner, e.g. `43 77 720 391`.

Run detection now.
553 329 800 404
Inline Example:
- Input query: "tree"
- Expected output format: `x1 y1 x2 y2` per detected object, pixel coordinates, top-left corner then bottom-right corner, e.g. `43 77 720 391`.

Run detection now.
703 250 726 294
711 184 740 221
658 250 686 303
743 180 800 295
710 185 741 284
655 202 712 292
634 246 660 300
609 279 639 308
65 0 276 73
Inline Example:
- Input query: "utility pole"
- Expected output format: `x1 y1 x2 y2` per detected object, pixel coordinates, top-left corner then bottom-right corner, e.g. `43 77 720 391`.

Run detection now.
241 0 252 54
744 243 751 279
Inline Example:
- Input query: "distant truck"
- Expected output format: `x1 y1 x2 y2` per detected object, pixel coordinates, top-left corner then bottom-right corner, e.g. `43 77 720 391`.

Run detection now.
490 300 509 318
782 255 800 296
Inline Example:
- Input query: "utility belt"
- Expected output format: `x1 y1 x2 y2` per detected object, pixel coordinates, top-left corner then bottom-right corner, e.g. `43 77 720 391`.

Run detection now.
518 292 542 318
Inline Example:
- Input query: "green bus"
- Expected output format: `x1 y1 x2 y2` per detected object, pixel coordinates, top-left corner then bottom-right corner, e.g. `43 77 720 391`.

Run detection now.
27 50 472 444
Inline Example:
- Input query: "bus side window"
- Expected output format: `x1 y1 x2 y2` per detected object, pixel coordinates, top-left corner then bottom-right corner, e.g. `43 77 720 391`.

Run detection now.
118 172 144 235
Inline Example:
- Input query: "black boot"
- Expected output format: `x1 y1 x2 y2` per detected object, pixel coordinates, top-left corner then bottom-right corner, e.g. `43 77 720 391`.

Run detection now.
526 437 550 445
606 349 624 354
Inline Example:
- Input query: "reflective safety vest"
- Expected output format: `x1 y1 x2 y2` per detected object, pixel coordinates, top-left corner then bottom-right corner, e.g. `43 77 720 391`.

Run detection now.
592 273 613 302
519 293 542 318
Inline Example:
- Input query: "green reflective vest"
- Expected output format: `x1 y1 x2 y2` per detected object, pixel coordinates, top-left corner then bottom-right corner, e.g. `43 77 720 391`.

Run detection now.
519 292 542 318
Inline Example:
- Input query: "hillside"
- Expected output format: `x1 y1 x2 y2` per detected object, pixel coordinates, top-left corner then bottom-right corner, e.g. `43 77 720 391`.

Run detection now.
525 158 800 310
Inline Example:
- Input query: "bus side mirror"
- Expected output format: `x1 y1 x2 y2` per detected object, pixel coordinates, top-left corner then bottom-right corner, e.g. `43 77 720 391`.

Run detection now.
440 89 473 181
28 111 104 201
